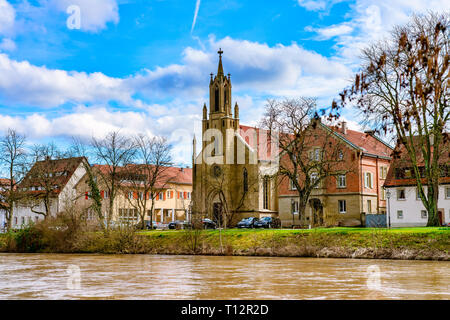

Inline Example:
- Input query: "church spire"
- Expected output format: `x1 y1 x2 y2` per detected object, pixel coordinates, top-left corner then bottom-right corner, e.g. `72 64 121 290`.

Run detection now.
217 48 224 76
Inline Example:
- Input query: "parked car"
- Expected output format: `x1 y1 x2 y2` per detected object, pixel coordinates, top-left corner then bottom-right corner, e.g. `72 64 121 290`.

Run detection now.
202 218 217 229
254 217 273 228
168 220 184 229
146 221 160 230
237 217 259 228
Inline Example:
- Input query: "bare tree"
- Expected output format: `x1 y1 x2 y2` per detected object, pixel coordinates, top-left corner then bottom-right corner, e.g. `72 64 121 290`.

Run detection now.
261 98 355 227
91 131 136 229
70 137 104 230
0 129 27 231
122 135 173 230
205 165 260 229
336 12 449 226
20 143 73 219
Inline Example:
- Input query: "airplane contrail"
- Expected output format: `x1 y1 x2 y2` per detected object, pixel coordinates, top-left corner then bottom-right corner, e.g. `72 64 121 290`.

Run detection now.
191 0 201 33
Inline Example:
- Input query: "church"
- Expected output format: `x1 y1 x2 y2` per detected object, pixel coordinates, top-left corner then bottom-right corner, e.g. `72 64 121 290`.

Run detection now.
192 50 279 226
192 50 392 228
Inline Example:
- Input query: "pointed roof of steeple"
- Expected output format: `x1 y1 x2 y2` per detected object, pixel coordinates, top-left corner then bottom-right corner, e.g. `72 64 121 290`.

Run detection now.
217 48 224 76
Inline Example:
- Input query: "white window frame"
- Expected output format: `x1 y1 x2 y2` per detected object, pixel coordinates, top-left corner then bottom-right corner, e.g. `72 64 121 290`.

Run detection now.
311 172 319 188
365 172 373 189
397 210 403 219
421 210 427 219
367 199 372 214
397 188 406 200
338 200 346 214
290 178 297 190
445 187 450 199
337 174 346 188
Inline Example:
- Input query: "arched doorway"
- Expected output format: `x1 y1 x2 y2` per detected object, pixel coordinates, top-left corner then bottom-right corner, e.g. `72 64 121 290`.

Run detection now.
309 198 324 227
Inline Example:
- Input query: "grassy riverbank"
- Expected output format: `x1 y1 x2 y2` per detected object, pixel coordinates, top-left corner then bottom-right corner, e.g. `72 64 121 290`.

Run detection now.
1 227 448 260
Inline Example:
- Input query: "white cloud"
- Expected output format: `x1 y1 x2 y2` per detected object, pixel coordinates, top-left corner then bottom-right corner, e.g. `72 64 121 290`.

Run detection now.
48 0 119 32
297 0 328 11
0 53 131 107
305 24 353 40
0 0 15 36
306 0 450 65
297 0 347 12
0 38 16 51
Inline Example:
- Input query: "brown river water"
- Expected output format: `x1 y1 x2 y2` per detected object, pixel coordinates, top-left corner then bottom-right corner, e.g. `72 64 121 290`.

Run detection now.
0 254 448 300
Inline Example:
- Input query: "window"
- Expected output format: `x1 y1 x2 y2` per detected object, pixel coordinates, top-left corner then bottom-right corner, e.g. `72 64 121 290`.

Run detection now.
243 168 248 192
380 166 388 179
381 188 386 200
364 172 373 189
337 174 346 188
21 217 25 225
291 200 299 214
311 172 319 188
263 176 270 210
104 191 109 199
397 210 403 219
314 148 321 161
397 189 406 200
421 210 427 219
367 200 372 214
290 178 297 190
214 87 219 112
35 216 39 223
338 150 344 161
128 192 133 200
446 187 450 199
159 192 164 200
139 192 144 200
338 200 346 214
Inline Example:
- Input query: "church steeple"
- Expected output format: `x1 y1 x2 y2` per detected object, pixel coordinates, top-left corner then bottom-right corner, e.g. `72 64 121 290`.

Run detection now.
217 48 224 76
209 49 232 117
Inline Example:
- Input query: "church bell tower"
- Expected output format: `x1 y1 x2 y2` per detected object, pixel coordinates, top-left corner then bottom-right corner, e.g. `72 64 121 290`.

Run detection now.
202 49 240 154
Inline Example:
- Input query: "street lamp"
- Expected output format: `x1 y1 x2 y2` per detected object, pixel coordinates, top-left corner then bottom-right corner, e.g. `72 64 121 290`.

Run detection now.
386 189 391 229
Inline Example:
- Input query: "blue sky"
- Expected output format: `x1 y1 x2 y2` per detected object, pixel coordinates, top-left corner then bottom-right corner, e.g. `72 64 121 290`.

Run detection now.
0 0 448 166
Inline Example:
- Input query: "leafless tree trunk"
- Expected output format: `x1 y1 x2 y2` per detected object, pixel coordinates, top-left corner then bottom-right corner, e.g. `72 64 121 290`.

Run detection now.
91 131 136 230
261 98 355 227
0 129 27 231
122 135 173 230
336 12 449 226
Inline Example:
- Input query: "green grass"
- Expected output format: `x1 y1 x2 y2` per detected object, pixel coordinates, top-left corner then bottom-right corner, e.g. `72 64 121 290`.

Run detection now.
137 226 448 236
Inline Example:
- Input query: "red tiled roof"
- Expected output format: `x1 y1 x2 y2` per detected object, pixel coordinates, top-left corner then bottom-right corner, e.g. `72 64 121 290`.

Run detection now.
93 164 192 187
328 127 393 158
20 157 86 195
384 134 450 187
238 124 393 160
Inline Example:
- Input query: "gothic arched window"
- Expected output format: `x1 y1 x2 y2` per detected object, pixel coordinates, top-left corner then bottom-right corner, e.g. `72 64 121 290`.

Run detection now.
214 87 219 112
243 168 248 193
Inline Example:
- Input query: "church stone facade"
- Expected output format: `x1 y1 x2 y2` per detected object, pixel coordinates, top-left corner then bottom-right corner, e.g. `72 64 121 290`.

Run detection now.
192 50 278 226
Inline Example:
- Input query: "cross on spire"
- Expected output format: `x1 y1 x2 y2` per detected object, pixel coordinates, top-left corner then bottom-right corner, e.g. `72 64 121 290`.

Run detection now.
217 48 224 75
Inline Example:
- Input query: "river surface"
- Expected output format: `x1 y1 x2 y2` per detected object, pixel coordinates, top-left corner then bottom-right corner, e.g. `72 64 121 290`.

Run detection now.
0 254 448 300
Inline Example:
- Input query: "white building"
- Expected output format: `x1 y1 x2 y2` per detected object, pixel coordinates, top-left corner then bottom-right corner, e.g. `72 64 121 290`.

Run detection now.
384 135 450 227
13 157 87 229
385 185 450 227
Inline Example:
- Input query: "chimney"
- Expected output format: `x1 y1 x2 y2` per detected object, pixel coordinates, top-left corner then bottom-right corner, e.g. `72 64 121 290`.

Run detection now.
341 121 347 135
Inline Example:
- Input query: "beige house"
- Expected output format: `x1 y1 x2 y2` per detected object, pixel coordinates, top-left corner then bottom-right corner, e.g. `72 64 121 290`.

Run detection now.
75 165 192 225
